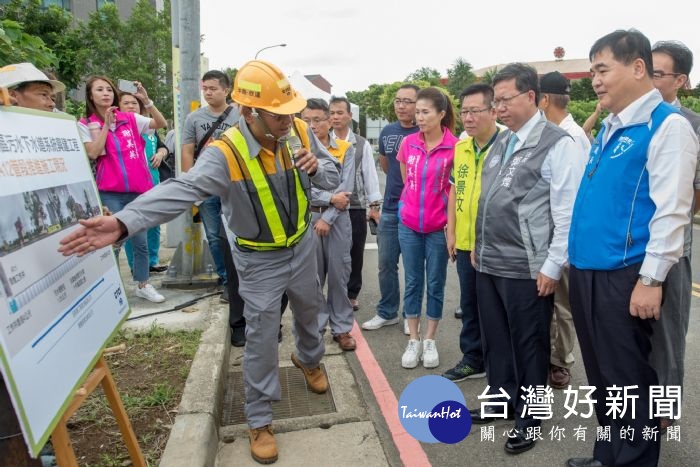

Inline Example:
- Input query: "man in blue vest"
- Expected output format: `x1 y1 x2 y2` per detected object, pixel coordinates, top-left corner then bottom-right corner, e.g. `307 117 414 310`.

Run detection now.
566 30 698 467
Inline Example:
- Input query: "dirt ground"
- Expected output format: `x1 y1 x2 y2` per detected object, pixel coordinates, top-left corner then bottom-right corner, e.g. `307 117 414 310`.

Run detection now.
67 327 201 467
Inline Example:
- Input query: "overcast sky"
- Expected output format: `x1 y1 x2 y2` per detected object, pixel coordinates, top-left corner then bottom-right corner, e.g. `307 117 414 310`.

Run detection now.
200 0 699 95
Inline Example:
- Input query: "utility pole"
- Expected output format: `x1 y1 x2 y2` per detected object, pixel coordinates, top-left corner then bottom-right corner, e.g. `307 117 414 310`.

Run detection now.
163 0 217 289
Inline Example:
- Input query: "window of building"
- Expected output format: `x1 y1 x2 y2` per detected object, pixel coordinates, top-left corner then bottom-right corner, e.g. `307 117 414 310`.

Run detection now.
41 0 70 9
96 0 115 9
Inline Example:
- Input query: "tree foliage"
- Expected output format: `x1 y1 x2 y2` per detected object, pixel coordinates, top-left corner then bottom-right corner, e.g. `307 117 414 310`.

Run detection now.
2 0 173 118
406 67 442 86
446 57 476 99
570 77 597 101
0 19 57 69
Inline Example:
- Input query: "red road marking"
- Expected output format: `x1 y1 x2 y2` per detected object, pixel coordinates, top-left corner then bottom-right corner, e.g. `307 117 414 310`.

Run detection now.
352 321 431 467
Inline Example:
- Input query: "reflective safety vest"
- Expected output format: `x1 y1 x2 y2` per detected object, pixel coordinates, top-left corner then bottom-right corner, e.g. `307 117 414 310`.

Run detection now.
212 119 311 251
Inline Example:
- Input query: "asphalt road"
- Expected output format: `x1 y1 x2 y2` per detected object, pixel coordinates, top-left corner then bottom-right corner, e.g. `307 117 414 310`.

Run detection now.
346 169 699 466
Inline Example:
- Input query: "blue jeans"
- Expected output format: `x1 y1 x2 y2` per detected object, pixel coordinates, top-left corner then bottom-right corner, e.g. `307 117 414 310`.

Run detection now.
456 249 484 370
100 191 149 283
124 225 161 269
398 222 448 320
198 196 227 282
376 210 402 319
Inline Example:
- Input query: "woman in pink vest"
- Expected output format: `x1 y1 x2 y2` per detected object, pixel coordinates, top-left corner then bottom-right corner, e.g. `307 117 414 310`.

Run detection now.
397 87 458 370
78 76 167 303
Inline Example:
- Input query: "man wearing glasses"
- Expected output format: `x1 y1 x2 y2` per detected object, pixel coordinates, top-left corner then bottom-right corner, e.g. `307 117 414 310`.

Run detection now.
301 98 357 351
362 84 420 333
537 71 591 391
567 30 697 467
58 60 340 464
470 63 586 455
649 40 700 434
443 84 500 383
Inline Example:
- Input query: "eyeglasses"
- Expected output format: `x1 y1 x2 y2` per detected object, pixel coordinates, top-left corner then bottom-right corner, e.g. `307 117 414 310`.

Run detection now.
653 70 682 80
256 108 293 122
492 91 529 108
460 107 492 117
302 117 329 125
394 98 416 106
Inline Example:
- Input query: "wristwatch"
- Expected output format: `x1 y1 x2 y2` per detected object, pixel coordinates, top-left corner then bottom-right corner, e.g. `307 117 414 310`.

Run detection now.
638 275 663 287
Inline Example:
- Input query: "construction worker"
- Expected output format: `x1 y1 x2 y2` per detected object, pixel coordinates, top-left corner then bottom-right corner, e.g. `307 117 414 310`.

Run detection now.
301 98 356 351
58 60 340 465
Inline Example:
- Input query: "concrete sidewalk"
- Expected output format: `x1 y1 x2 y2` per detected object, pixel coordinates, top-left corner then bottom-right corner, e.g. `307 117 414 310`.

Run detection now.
116 240 390 466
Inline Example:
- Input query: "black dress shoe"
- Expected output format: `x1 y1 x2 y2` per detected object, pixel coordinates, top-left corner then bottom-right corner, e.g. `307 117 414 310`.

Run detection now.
566 458 606 467
504 428 535 455
469 405 515 424
231 326 246 347
149 265 168 273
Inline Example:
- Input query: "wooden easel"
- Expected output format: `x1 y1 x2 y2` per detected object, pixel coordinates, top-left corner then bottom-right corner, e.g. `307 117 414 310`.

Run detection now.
50 345 146 467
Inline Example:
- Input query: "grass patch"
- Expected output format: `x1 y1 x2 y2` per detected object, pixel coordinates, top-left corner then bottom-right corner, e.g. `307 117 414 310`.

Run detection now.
67 326 202 466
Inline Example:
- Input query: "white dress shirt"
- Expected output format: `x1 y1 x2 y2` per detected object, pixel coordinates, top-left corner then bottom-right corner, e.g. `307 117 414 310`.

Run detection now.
601 89 698 281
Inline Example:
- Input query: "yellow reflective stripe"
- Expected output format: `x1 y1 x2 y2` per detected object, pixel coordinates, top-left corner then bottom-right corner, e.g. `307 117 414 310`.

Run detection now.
228 128 288 245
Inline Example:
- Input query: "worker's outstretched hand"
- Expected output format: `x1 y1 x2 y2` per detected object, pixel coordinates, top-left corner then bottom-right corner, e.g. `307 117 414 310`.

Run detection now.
58 216 124 257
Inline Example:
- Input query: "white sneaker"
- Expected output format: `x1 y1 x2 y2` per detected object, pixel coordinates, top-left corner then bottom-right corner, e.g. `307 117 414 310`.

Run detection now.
135 283 165 303
422 339 439 368
403 319 420 336
402 339 422 369
362 314 399 330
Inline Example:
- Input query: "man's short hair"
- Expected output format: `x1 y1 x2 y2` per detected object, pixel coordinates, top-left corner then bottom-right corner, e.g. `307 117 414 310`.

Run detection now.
201 70 231 89
547 93 571 110
329 96 351 113
399 83 420 93
652 40 694 75
304 97 329 116
459 83 494 107
492 63 539 104
589 29 653 79
12 80 53 93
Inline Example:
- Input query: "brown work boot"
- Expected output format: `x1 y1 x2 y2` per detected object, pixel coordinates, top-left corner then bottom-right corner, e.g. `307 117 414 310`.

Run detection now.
549 365 571 389
333 332 357 351
249 425 278 464
291 353 328 393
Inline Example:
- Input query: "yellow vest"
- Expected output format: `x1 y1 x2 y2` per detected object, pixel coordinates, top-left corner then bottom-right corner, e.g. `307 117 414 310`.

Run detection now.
326 138 351 164
211 119 310 250
453 131 498 250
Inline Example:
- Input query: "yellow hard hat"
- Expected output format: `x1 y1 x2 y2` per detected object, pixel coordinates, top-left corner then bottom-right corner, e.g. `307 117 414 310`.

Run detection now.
232 60 306 115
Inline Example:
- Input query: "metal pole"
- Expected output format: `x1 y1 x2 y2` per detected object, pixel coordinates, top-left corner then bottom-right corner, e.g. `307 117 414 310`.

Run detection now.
162 0 216 288
254 43 287 59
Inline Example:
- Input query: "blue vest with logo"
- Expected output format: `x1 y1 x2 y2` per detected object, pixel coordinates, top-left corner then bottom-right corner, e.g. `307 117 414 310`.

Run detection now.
569 102 678 270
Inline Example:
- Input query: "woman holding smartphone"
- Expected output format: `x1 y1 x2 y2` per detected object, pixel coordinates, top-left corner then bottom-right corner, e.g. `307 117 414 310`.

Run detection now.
396 87 458 369
78 76 167 302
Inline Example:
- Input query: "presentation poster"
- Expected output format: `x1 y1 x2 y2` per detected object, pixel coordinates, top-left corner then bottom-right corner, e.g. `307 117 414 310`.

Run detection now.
0 106 129 456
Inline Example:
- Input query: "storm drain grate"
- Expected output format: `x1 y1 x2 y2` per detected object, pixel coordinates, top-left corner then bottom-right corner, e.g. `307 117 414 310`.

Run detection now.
220 364 336 426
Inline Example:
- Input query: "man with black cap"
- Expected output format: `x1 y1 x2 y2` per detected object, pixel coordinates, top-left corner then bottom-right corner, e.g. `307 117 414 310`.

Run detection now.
538 71 590 390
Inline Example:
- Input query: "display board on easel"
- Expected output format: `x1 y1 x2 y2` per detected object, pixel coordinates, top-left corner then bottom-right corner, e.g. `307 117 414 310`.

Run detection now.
0 105 130 457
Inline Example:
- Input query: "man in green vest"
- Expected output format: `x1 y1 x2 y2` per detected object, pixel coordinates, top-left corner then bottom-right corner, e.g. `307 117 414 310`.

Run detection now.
58 60 340 465
444 84 499 383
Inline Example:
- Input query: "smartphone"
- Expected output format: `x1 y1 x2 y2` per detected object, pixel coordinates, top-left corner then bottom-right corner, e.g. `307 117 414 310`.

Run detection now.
118 79 137 94
368 218 378 235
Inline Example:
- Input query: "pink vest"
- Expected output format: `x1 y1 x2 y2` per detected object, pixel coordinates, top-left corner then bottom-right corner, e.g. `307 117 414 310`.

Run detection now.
397 129 457 233
82 111 153 194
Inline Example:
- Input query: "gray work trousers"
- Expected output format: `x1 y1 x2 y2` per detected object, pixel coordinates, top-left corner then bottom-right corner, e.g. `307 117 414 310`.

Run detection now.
232 228 325 429
311 211 354 335
651 256 691 392
550 267 576 369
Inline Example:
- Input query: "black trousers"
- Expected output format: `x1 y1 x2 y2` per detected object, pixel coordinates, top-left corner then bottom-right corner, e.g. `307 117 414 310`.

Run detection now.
569 264 660 467
476 271 552 429
347 209 368 300
221 227 287 330
0 377 41 466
